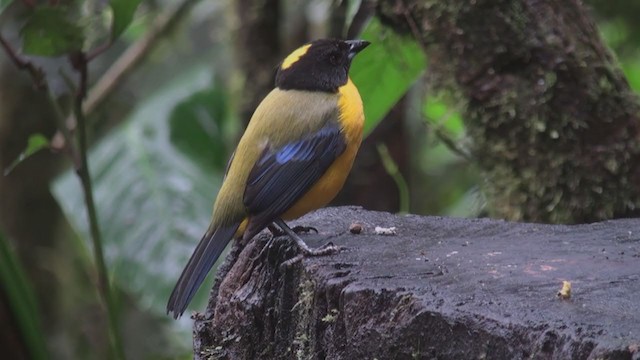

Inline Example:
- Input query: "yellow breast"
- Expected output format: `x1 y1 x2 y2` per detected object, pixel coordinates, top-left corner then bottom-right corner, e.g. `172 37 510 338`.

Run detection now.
282 78 364 219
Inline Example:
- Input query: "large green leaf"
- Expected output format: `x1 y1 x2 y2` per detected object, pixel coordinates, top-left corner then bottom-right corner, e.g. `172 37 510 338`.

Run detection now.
0 232 48 360
21 7 84 56
169 86 229 170
350 19 427 135
109 0 143 40
52 65 230 325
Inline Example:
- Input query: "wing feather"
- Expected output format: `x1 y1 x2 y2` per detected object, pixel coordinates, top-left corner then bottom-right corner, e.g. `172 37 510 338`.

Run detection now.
242 123 346 238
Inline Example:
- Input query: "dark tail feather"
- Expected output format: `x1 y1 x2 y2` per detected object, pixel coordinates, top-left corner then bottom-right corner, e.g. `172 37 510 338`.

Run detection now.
167 223 239 319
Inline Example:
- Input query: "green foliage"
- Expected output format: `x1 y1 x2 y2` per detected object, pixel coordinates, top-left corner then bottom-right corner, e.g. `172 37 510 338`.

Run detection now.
3 133 49 175
0 232 48 360
377 143 410 213
169 86 230 170
622 60 640 92
18 0 140 57
109 0 143 39
423 95 464 134
598 18 640 92
350 19 426 135
416 92 480 217
21 6 84 56
52 65 230 319
0 0 12 14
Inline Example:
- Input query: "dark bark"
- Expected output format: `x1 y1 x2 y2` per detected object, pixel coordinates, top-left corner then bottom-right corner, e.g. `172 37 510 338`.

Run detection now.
377 0 640 223
0 61 63 334
231 0 282 126
0 290 29 360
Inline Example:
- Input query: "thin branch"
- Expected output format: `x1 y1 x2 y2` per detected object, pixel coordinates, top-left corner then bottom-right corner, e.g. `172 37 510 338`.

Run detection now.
377 143 411 213
82 0 200 117
0 35 45 89
422 111 473 161
86 41 112 62
47 86 81 167
0 34 79 163
432 125 473 161
70 53 125 360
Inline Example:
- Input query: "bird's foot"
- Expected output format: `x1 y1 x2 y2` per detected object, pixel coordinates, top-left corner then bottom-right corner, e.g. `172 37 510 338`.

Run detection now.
300 241 343 256
280 242 344 269
271 219 345 270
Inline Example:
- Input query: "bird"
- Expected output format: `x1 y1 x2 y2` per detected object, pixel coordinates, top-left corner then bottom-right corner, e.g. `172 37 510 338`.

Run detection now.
167 38 370 319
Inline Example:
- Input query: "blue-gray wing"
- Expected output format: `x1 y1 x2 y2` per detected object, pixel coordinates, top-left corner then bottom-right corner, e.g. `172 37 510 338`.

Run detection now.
242 122 346 238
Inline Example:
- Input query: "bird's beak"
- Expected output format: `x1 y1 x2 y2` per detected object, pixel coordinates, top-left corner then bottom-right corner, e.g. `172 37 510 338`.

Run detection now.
345 40 371 60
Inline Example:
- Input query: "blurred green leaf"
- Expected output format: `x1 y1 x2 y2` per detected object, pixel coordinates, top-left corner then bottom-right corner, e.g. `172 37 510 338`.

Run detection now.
0 232 48 360
423 95 464 134
21 7 83 56
3 133 49 175
169 87 229 170
52 64 230 326
120 12 148 42
344 0 362 34
1 0 13 14
599 19 629 50
622 60 640 92
350 18 427 135
110 0 143 39
377 143 409 213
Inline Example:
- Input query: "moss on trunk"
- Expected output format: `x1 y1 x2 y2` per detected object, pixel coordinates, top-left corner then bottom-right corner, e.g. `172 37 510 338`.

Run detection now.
377 0 640 223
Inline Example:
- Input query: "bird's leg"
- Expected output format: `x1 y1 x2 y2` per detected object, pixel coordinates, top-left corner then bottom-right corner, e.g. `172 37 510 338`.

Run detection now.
274 218 342 256
255 222 304 262
267 224 285 237
269 224 318 236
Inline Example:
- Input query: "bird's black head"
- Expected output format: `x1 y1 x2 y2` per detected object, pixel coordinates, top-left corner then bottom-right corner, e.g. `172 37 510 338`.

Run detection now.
275 39 370 93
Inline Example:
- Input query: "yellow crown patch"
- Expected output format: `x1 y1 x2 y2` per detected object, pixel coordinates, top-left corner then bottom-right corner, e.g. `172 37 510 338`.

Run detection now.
281 44 312 70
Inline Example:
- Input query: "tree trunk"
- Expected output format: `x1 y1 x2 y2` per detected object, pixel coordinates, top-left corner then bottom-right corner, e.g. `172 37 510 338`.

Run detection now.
377 0 640 223
230 0 282 127
193 207 640 359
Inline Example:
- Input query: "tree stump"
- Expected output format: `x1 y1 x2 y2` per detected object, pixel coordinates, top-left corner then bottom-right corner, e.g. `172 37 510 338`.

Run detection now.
194 207 640 359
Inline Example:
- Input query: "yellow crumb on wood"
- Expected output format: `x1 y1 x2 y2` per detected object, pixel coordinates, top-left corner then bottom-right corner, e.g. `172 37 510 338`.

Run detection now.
557 280 572 299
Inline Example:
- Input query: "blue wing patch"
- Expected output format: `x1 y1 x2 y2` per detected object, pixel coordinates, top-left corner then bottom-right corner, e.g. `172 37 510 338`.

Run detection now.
242 123 346 239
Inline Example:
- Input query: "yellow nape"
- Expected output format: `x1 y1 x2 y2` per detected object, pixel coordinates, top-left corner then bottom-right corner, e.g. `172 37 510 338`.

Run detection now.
281 44 311 70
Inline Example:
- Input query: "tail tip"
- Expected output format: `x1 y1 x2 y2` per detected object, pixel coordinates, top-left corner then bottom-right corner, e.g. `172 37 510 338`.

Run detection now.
166 299 185 319
166 307 184 319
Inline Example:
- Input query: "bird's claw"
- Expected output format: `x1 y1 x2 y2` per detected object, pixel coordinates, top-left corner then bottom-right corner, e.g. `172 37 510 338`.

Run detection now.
279 241 345 271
